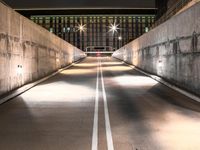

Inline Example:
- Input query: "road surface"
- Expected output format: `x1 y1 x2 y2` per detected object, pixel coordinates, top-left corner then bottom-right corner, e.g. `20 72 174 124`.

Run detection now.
0 57 200 150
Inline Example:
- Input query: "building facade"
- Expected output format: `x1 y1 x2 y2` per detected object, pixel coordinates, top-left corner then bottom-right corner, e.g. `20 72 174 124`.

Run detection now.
155 0 191 20
30 15 155 51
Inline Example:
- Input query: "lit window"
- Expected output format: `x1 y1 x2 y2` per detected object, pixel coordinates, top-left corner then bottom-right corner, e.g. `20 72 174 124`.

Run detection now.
49 28 53 33
63 27 66 33
67 27 71 32
145 27 149 33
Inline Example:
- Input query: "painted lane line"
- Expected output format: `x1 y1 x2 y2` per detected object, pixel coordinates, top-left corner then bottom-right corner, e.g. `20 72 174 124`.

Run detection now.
100 60 115 150
91 60 100 150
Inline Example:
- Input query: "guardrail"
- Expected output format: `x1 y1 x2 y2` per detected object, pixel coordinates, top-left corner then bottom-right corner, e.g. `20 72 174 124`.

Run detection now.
85 51 114 54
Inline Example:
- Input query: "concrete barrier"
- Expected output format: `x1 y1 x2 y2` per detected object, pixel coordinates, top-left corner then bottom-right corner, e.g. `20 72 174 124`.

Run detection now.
113 2 200 96
0 2 86 97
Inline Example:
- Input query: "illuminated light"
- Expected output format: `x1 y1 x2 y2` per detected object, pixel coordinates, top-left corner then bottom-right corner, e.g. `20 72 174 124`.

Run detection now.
158 60 163 68
17 65 23 75
123 54 127 61
63 27 66 33
145 27 149 33
67 27 70 31
109 22 119 34
157 60 163 75
118 36 122 40
77 23 87 32
49 28 53 33
56 58 60 62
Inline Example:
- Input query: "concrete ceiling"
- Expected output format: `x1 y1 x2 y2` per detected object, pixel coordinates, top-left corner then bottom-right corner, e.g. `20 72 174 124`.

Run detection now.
2 0 155 10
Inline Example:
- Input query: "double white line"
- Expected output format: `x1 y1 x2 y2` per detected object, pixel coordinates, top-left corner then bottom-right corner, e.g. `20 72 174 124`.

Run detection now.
92 59 114 150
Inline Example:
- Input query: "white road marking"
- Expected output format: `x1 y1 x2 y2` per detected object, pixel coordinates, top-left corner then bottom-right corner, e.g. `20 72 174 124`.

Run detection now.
91 60 100 150
100 60 115 150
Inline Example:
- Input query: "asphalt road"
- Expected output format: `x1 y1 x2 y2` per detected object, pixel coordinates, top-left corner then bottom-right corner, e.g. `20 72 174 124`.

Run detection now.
0 57 200 150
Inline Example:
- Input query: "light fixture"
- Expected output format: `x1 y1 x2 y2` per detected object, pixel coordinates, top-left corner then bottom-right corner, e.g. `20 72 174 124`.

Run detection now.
109 22 119 34
63 27 66 33
67 27 71 32
17 65 23 75
77 23 86 32
158 60 162 68
118 36 122 40
49 28 53 33
145 27 149 33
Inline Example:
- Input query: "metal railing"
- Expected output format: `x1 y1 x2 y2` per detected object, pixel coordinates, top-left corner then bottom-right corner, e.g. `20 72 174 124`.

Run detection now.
85 46 114 52
152 0 192 28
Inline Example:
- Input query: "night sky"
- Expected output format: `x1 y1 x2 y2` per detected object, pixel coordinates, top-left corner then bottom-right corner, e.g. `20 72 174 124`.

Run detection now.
3 0 155 9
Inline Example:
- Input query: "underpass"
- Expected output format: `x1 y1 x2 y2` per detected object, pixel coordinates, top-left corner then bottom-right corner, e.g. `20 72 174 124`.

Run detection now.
1 0 200 150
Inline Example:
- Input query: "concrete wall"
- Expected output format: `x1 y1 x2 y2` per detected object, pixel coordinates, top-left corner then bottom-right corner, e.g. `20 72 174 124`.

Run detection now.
0 2 86 96
113 2 200 96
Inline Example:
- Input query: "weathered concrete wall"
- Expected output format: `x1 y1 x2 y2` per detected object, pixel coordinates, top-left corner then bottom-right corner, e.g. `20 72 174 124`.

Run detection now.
113 2 200 96
0 2 86 96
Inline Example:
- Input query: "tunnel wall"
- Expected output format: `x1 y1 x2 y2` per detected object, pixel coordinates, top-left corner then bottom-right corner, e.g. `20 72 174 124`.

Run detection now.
113 2 200 96
0 2 86 96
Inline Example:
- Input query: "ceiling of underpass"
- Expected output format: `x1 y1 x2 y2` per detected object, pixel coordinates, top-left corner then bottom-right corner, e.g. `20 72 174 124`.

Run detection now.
2 0 155 9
